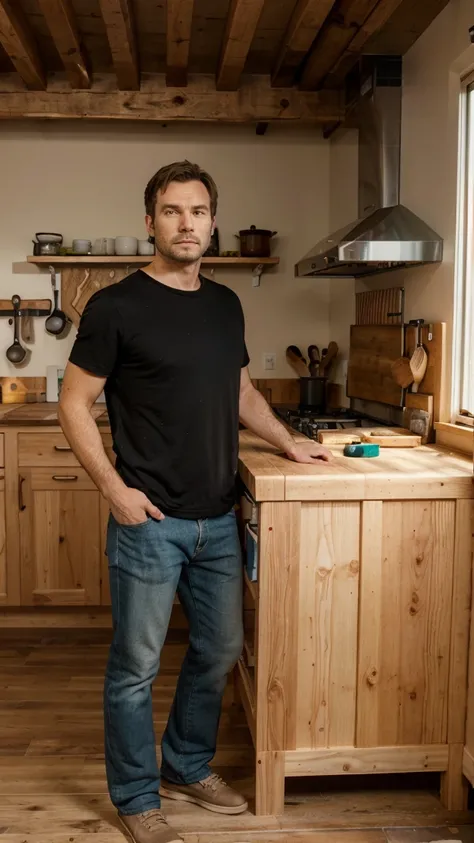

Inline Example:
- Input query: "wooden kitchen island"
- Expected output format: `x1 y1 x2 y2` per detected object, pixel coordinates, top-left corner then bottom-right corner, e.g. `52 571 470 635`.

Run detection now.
0 407 472 818
237 430 473 816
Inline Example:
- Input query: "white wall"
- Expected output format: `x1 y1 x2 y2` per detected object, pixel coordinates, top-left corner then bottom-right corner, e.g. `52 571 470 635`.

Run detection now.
0 122 331 380
329 0 474 419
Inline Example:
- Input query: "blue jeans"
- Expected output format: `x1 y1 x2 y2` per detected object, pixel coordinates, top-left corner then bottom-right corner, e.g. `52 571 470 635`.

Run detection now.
104 510 244 815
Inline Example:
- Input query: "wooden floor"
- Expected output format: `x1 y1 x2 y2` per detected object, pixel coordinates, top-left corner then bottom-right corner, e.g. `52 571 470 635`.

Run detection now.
1 629 474 843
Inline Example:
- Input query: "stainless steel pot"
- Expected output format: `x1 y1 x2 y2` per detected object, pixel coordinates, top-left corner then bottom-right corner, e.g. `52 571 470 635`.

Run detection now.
299 377 327 412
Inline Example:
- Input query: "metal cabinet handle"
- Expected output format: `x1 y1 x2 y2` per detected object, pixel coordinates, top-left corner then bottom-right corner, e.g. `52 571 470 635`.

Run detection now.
54 444 72 452
52 475 78 481
19 476 26 511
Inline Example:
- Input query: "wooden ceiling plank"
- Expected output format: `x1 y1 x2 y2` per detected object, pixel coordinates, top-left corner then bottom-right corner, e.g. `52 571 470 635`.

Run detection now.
38 0 90 90
166 0 195 87
299 0 380 91
0 77 344 123
97 0 139 91
0 0 46 90
217 0 266 91
364 0 451 56
325 0 405 86
272 0 337 88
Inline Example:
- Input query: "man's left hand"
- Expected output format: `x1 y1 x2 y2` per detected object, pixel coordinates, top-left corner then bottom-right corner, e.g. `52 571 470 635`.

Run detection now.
287 441 333 463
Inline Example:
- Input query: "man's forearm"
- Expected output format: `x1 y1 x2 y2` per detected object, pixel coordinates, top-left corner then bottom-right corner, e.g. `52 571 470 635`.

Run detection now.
239 386 297 457
58 400 126 502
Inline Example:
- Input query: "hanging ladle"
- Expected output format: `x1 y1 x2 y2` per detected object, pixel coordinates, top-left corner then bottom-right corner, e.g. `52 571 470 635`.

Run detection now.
45 264 67 336
6 295 27 364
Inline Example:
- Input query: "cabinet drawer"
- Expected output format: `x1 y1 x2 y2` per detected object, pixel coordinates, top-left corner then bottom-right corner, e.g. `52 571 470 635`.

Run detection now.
0 433 3 468
19 467 98 492
18 432 114 467
19 433 79 467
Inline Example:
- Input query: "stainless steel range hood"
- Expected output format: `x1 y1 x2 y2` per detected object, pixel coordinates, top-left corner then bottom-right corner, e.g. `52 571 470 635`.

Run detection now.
295 58 443 279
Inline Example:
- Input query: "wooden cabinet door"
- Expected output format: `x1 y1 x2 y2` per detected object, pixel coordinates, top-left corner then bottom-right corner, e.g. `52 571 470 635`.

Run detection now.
0 484 6 604
19 468 101 606
357 500 456 747
100 495 111 606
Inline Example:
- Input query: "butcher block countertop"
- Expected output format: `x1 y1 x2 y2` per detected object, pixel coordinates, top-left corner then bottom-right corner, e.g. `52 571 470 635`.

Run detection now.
0 402 109 426
0 404 471 502
238 429 473 502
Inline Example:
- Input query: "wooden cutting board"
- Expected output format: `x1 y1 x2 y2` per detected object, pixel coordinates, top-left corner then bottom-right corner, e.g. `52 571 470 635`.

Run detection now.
318 427 422 447
0 377 46 404
347 325 404 407
355 287 404 325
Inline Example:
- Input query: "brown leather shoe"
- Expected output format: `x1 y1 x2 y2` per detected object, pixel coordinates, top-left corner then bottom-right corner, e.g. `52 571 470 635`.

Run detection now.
118 809 183 843
160 773 248 815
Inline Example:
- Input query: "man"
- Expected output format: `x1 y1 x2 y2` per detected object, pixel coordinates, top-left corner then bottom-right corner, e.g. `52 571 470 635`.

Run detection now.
59 160 331 843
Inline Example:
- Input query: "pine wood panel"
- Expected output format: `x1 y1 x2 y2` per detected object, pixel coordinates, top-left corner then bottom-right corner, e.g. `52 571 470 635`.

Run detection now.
99 494 111 606
18 433 80 467
216 0 266 90
166 0 195 87
296 502 360 749
285 744 449 776
37 0 90 89
271 0 336 87
0 0 46 90
256 502 300 753
4 430 20 605
357 500 455 747
19 470 101 606
97 0 139 90
0 433 3 467
299 0 380 91
0 488 6 602
0 77 343 123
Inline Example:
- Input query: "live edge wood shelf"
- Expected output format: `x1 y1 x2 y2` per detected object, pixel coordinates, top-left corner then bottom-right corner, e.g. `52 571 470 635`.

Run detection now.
27 256 280 267
237 430 473 817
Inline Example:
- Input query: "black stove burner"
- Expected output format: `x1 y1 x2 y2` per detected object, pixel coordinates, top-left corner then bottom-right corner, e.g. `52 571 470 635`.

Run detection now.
274 406 362 440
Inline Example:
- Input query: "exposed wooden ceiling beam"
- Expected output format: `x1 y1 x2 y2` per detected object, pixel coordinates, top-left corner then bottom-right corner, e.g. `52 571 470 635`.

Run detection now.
0 0 46 90
0 76 344 124
38 0 90 90
166 0 195 87
217 0 266 91
97 0 139 91
364 0 451 56
299 0 380 91
324 0 404 87
271 0 337 88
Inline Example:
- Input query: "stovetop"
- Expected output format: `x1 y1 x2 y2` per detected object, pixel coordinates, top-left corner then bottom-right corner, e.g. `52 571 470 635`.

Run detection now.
274 405 362 440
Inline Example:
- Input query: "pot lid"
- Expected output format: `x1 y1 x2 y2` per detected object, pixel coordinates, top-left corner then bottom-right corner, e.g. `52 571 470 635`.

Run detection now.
239 225 275 236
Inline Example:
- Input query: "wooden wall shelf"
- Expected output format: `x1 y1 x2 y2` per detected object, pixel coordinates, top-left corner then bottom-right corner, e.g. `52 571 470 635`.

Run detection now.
27 256 279 267
27 255 279 287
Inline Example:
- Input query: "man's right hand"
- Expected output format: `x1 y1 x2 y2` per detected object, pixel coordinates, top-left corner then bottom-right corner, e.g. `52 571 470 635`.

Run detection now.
109 488 165 526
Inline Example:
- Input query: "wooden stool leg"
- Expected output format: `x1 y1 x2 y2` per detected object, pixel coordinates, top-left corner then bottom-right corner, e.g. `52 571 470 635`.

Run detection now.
441 744 469 810
255 751 285 816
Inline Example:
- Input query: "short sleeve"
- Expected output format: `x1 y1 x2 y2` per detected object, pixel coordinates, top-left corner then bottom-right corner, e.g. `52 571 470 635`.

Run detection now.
69 290 121 378
242 343 250 368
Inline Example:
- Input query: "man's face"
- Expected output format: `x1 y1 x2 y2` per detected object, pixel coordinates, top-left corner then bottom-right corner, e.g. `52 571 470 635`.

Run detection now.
146 179 215 264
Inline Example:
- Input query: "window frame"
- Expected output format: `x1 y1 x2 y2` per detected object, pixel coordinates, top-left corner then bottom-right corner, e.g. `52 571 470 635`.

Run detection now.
452 69 474 427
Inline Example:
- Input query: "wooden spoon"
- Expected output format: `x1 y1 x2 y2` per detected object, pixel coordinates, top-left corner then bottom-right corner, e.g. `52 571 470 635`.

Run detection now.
391 356 414 388
319 341 338 376
410 345 428 393
286 347 310 377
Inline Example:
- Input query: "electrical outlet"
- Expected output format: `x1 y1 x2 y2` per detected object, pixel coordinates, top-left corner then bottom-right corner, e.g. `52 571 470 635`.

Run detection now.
263 352 276 371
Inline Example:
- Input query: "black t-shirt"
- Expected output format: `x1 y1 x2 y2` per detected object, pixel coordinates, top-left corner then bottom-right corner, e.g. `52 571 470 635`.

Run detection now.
69 269 249 519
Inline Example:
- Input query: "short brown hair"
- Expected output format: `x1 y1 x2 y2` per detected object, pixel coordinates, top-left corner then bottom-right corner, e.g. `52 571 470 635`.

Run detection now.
145 160 218 217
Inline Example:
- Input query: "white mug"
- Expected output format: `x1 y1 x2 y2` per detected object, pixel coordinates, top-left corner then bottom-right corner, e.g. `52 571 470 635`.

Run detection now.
115 236 138 256
73 239 91 254
138 240 154 256
105 238 115 255
91 238 107 255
